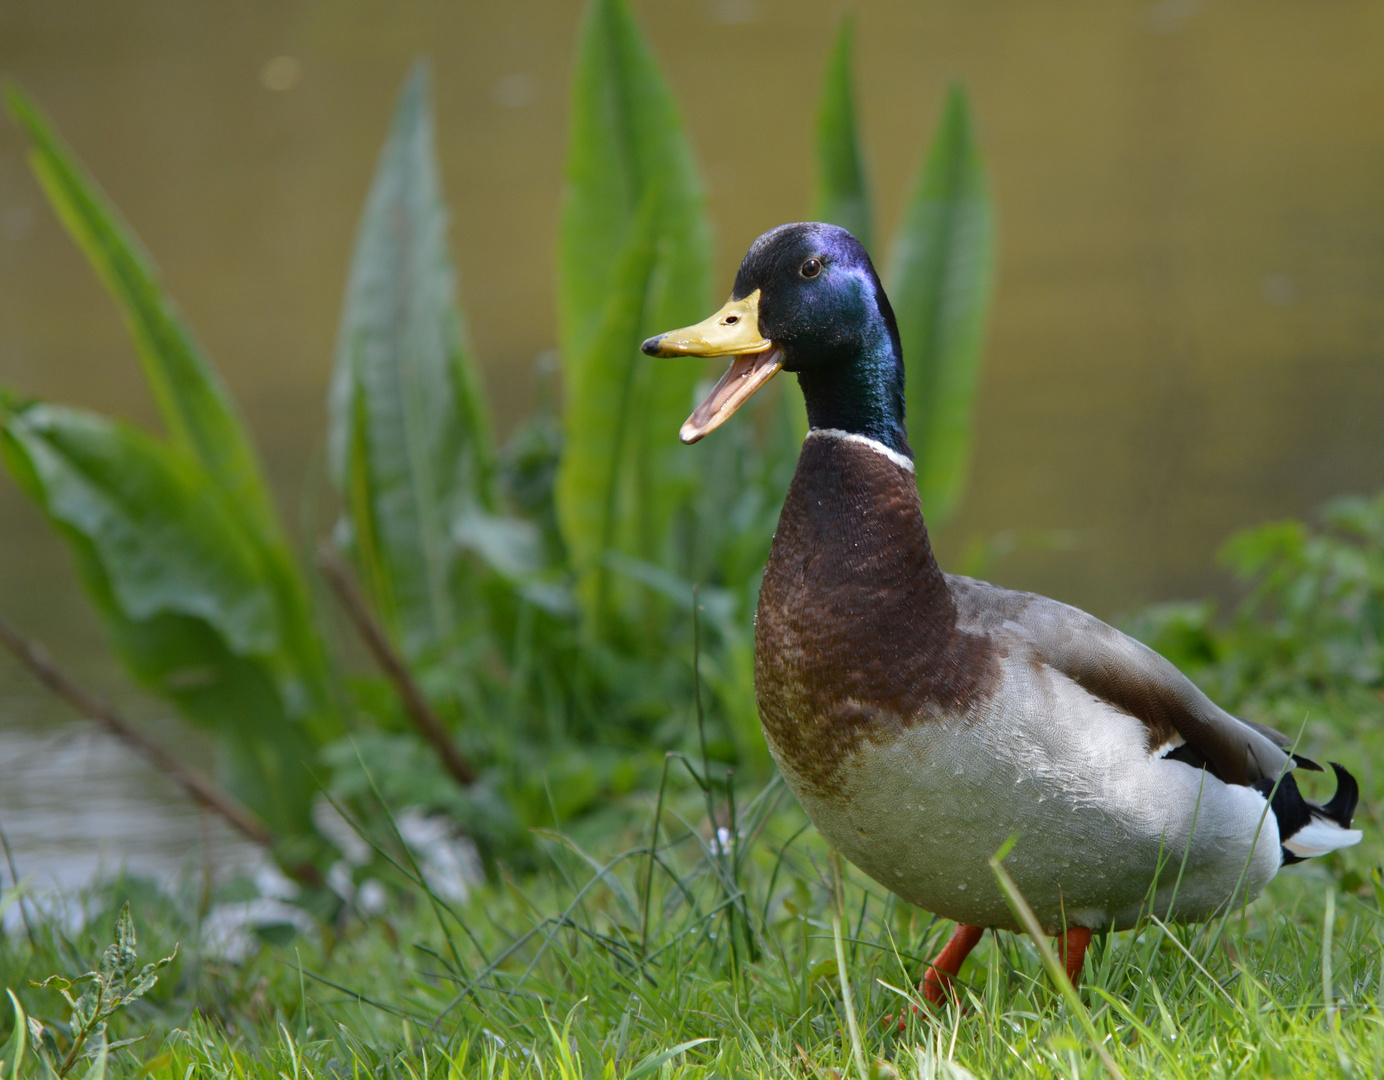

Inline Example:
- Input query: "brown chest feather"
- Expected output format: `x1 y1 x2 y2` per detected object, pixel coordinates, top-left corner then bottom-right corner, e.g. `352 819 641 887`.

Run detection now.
754 437 996 794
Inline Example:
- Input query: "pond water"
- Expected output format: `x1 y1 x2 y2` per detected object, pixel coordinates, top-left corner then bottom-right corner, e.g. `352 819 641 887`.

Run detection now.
1 0 1383 886
0 691 260 894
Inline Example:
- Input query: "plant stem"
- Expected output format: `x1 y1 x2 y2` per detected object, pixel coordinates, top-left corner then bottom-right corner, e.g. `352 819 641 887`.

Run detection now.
0 819 37 948
0 613 274 849
317 544 476 785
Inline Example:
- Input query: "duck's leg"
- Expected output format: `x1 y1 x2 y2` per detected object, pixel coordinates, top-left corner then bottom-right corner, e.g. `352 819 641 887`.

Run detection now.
1056 926 1092 985
921 924 985 1005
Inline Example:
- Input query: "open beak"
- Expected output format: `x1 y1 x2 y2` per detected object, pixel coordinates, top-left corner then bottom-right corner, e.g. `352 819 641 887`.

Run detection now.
640 289 783 444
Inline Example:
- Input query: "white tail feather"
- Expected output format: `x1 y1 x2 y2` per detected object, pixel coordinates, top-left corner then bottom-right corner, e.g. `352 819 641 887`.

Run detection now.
1283 818 1363 859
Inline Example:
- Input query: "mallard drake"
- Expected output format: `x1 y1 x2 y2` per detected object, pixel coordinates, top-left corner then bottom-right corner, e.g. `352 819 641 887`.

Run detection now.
642 222 1362 1004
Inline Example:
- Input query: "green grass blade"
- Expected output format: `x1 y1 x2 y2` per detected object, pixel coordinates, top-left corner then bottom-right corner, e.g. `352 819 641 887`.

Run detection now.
831 915 867 1080
556 0 711 627
4 84 280 540
623 1037 714 1079
813 15 872 251
0 397 324 839
989 850 1126 1080
886 84 995 525
328 63 496 660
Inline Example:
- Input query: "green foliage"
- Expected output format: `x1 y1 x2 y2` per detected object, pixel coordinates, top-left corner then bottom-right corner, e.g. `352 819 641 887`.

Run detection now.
0 91 338 855
3 762 1383 1079
813 16 872 251
328 64 498 664
0 991 27 1080
887 86 995 526
1128 490 1384 739
25 904 175 1079
0 401 324 842
0 3 1000 873
556 0 711 632
3 90 276 537
557 0 709 365
0 402 277 659
812 23 996 526
556 194 667 630
2 88 327 708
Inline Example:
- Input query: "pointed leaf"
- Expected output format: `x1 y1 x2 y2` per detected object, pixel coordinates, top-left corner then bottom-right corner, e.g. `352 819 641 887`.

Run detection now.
328 64 496 660
887 85 995 525
0 402 278 654
813 16 872 250
113 904 136 958
556 0 711 626
559 0 709 363
4 86 279 539
1 990 26 1080
556 194 663 626
5 86 332 723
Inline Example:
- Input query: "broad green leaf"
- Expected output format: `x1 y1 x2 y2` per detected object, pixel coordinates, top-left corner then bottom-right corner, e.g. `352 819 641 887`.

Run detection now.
4 86 279 540
557 0 711 627
556 194 664 628
813 15 872 251
559 0 710 363
887 84 995 525
0 402 277 655
0 398 322 836
329 64 496 661
5 85 332 722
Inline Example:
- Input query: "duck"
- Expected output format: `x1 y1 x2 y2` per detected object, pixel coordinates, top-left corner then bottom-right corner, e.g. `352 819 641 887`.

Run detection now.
641 222 1362 1005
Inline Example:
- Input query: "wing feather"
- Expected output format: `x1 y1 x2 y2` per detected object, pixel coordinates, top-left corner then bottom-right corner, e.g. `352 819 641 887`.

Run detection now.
948 576 1295 787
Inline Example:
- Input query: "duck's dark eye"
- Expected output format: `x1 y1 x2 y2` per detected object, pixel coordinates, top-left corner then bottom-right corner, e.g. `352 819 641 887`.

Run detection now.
724 314 738 324
800 257 823 279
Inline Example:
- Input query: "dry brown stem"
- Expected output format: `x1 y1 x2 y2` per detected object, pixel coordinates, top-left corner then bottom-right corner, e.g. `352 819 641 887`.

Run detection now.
317 544 476 786
0 613 274 849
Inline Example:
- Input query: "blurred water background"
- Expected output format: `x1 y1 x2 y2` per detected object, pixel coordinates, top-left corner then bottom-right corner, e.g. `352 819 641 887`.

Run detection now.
1 0 1382 886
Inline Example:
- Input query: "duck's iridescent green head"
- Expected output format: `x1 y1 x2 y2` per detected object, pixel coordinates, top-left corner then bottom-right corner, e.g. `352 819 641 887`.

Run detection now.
642 222 909 457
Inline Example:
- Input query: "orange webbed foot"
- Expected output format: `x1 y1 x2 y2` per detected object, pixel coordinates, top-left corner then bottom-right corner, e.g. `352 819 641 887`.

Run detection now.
919 923 985 1007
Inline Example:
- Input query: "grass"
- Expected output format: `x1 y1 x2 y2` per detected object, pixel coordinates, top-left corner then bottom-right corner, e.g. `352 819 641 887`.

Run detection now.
3 747 1384 1080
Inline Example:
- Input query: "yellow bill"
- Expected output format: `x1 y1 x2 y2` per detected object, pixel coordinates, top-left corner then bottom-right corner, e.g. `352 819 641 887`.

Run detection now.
640 289 783 444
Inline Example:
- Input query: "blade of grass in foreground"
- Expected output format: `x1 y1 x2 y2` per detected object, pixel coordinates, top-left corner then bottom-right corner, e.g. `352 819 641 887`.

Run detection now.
813 14 872 251
887 84 995 526
990 845 1126 1080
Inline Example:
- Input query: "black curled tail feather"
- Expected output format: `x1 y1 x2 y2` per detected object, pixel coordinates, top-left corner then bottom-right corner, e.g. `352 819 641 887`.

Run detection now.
1320 762 1359 828
1253 762 1361 866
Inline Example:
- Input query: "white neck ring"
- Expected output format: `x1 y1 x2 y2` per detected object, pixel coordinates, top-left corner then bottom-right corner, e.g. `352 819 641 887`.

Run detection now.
805 428 915 473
